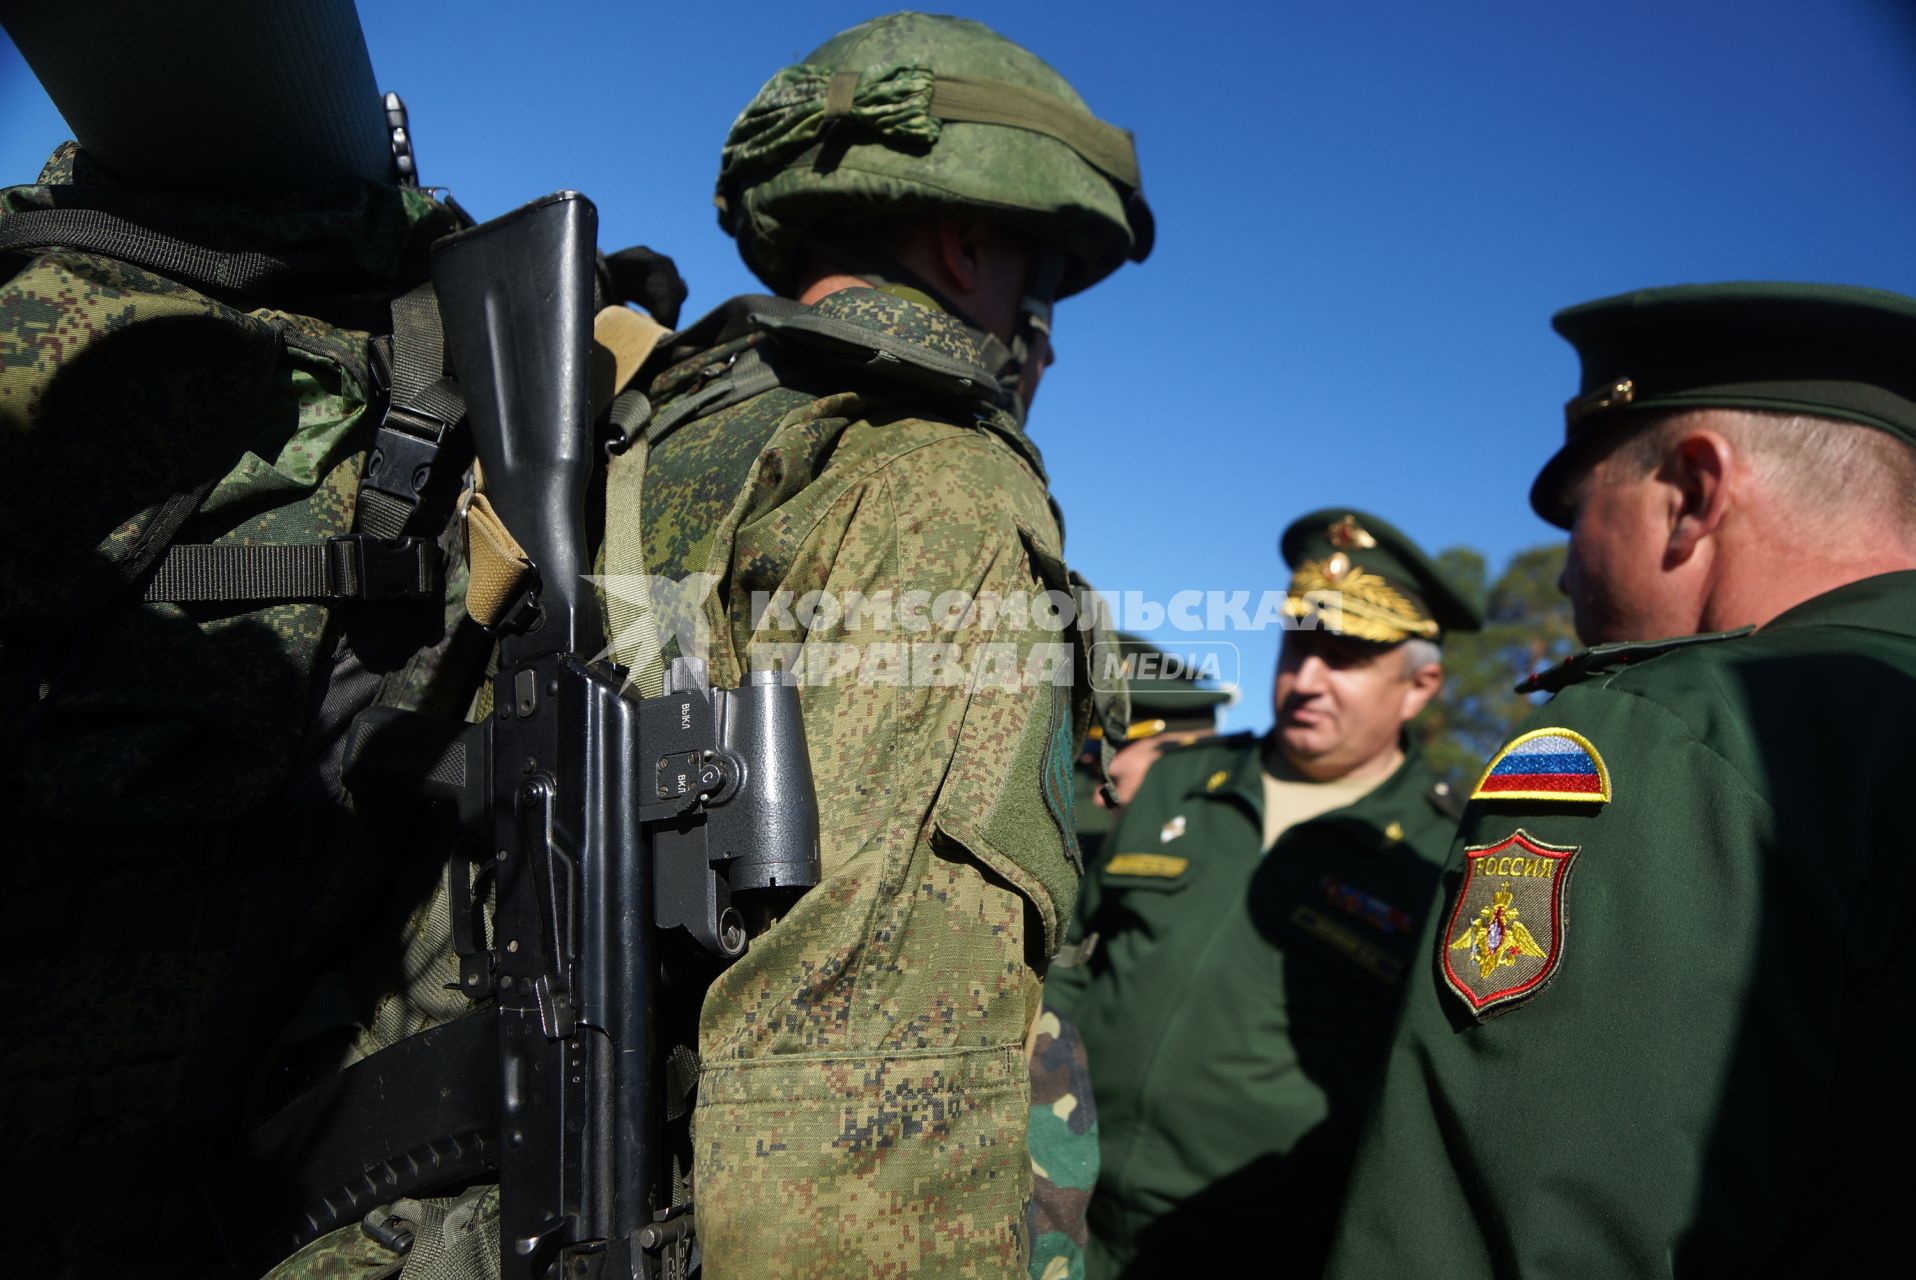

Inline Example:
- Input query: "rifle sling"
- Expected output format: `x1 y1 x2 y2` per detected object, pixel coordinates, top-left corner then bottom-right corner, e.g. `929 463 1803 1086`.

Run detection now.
236 1013 500 1264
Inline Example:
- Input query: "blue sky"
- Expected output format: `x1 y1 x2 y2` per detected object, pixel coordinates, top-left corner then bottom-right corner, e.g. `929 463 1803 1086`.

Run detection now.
5 1 1913 730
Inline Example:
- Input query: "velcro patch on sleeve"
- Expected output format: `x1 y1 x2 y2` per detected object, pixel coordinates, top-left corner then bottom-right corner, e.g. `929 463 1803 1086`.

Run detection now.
1104 853 1189 878
1471 727 1610 804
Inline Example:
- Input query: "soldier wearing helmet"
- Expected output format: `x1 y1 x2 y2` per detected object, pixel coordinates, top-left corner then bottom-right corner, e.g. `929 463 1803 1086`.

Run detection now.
265 13 1151 1280
679 16 1150 1275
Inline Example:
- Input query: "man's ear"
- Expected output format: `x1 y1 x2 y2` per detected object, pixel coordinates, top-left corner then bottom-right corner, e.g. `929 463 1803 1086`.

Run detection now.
1663 428 1735 566
1401 662 1444 721
937 219 982 294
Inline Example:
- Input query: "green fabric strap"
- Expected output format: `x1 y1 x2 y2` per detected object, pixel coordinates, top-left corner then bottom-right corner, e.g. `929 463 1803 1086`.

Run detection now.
929 73 1141 189
603 389 669 699
388 1187 500 1280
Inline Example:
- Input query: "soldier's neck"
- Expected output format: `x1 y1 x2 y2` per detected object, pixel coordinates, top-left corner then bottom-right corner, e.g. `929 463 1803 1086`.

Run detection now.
1702 529 1916 633
796 273 870 306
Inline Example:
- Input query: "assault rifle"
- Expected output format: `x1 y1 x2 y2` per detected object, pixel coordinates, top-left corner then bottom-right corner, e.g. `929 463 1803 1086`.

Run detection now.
243 192 820 1279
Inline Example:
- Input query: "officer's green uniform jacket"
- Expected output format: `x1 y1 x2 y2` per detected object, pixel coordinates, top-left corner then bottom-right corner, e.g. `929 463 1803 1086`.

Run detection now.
1327 572 1916 1278
1047 730 1460 1278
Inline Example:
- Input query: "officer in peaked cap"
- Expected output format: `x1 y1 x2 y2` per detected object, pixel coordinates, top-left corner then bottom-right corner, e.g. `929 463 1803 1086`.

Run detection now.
1073 632 1234 866
1049 508 1481 1278
1330 283 1916 1278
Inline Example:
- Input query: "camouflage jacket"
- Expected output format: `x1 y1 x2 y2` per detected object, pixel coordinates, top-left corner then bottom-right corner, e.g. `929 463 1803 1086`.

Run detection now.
637 285 1116 958
638 285 1121 1275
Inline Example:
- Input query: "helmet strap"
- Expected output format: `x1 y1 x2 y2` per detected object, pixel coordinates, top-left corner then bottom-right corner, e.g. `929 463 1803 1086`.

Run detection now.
996 250 1066 423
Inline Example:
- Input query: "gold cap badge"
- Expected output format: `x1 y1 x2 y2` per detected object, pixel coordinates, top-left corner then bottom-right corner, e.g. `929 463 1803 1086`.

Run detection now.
1327 514 1378 550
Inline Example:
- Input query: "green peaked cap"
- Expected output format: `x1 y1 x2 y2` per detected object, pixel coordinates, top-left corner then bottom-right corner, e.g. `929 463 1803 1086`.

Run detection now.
1094 632 1232 739
1279 508 1482 643
1532 281 1916 527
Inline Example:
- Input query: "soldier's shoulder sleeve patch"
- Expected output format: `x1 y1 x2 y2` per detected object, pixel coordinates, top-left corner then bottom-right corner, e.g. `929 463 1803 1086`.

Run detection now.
1471 727 1610 804
1440 828 1578 1019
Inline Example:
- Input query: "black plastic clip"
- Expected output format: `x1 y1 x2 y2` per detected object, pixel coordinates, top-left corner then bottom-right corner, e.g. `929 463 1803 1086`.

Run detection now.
327 535 443 601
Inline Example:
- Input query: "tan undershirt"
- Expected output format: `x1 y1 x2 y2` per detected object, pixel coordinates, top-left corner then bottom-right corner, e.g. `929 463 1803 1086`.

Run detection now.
1260 737 1387 850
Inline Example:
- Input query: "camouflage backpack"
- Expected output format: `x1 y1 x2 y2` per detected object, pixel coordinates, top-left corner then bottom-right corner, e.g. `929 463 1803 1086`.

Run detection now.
0 141 490 1270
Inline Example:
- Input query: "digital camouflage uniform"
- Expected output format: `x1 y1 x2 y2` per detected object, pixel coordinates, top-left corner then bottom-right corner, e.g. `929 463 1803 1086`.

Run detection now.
1328 282 1916 1278
694 16 1150 1274
0 140 474 1278
648 286 1107 1276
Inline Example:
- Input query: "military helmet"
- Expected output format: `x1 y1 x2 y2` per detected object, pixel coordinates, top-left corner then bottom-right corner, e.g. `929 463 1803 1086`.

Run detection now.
715 11 1153 300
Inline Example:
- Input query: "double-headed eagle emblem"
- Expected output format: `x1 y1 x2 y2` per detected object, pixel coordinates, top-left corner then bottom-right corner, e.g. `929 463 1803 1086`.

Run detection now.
1449 883 1546 979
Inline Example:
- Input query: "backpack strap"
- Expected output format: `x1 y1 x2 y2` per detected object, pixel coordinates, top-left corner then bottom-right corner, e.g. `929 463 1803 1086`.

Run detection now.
0 205 383 295
140 536 441 604
140 284 465 608
356 284 469 541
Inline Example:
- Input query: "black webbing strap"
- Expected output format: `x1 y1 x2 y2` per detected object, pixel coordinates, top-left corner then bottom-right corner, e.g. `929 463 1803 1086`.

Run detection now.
0 206 371 295
2 211 456 609
357 284 467 541
141 536 441 604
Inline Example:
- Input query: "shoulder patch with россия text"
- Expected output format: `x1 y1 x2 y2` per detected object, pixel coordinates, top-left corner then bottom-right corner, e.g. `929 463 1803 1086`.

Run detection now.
1441 829 1578 1019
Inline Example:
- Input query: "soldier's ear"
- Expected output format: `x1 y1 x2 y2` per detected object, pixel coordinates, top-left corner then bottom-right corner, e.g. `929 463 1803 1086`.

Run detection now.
1662 428 1734 565
937 218 987 293
1400 660 1444 721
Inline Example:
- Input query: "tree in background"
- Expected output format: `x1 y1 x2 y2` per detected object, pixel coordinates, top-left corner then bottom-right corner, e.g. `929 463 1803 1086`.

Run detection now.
1418 544 1578 785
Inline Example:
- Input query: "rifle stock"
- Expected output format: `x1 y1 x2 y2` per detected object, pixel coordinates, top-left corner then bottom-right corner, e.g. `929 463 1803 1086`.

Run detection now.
432 191 601 658
254 191 824 1279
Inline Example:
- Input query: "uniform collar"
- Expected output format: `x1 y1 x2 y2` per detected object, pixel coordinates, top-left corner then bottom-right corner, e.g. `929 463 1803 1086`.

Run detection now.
1760 570 1916 639
1189 729 1434 825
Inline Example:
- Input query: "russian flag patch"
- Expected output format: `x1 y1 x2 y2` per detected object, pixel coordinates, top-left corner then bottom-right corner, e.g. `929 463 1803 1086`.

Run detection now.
1471 728 1610 804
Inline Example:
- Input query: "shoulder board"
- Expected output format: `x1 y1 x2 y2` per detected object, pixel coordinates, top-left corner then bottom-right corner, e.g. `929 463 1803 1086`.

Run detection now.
1426 778 1464 821
755 287 1000 402
1170 730 1257 757
1515 625 1756 696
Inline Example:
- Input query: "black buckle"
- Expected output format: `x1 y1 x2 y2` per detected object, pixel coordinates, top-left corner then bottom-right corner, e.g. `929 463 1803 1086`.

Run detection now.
327 535 443 601
363 411 453 509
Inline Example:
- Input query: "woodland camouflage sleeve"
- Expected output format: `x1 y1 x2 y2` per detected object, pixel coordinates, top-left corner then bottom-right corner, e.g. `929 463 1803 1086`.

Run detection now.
1027 1004 1098 1280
